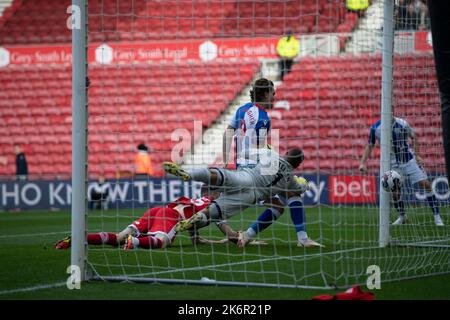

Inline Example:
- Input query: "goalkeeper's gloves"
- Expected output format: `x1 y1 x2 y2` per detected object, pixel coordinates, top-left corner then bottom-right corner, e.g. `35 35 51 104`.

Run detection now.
294 175 310 194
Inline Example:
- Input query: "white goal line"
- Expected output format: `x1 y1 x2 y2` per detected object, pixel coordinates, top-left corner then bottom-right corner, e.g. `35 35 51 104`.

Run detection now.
0 231 70 239
0 282 67 296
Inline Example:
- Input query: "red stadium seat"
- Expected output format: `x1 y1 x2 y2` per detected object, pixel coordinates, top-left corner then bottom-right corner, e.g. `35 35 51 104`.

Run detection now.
0 61 263 177
0 0 360 44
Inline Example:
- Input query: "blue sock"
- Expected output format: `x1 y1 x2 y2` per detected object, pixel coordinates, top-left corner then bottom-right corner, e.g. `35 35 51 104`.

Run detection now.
248 208 282 236
426 193 440 215
288 197 306 233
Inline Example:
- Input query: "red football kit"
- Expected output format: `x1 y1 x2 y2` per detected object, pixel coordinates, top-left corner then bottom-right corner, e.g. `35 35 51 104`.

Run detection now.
131 196 212 244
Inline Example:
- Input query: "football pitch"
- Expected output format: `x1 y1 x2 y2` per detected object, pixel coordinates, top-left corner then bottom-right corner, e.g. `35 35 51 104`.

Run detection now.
0 206 449 300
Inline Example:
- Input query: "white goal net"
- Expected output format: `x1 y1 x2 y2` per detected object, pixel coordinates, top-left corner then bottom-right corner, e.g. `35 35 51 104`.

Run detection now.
79 0 449 289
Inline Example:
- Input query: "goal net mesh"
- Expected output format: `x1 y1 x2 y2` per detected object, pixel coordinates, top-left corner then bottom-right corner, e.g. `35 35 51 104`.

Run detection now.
85 0 450 289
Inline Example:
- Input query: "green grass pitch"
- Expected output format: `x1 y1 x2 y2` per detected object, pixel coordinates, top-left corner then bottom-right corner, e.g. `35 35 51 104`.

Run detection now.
0 206 449 300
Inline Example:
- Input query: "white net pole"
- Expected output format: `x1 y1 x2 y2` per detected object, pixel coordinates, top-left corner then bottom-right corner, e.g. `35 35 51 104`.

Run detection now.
71 0 89 281
379 0 394 247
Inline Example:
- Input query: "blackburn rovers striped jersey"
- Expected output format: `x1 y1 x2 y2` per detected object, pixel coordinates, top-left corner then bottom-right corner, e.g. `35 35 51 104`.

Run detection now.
368 117 415 164
229 102 271 167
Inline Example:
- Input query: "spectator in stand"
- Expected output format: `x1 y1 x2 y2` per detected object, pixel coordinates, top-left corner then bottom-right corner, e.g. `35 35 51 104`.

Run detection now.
89 175 109 210
276 30 300 81
134 143 154 177
412 0 429 30
395 0 410 30
395 0 429 31
14 144 28 181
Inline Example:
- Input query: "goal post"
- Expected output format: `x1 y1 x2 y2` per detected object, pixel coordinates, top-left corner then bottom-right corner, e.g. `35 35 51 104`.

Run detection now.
379 0 394 247
71 0 89 281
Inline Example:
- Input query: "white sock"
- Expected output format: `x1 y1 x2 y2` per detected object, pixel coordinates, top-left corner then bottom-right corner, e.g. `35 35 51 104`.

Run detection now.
246 228 256 239
131 237 139 248
298 231 308 241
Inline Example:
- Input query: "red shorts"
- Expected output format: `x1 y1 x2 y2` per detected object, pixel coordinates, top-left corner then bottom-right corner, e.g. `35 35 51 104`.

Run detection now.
132 206 180 235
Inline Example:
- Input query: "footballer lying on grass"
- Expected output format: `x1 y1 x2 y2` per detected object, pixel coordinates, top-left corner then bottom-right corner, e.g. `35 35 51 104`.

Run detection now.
54 193 266 250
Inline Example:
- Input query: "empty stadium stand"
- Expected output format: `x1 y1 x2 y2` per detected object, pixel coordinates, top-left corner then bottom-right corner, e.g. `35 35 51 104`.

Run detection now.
0 61 259 178
0 0 358 44
0 1 441 178
1 52 442 178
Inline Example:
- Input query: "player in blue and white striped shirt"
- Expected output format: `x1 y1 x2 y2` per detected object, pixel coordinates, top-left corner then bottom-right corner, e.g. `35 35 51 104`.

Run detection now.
222 78 322 247
359 117 444 226
227 98 271 168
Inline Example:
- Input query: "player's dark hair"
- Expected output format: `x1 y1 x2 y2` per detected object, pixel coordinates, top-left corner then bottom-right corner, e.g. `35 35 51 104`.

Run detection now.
250 78 274 104
285 148 304 168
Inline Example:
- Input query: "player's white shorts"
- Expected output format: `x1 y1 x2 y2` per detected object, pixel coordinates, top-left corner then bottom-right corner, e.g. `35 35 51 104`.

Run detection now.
392 158 428 185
